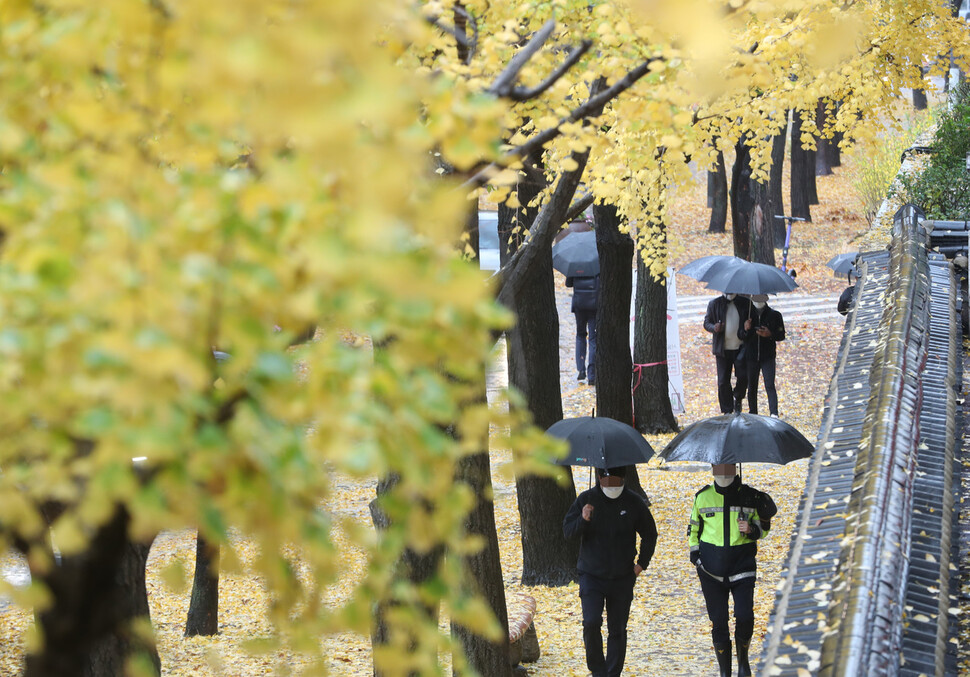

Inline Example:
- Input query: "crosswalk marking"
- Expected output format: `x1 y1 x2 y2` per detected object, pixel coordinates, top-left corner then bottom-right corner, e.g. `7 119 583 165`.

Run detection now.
674 293 843 323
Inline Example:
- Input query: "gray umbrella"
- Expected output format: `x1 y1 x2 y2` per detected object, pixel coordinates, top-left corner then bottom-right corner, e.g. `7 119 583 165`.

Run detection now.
825 252 859 278
677 255 748 282
552 230 599 277
548 416 655 468
703 260 798 295
659 413 814 466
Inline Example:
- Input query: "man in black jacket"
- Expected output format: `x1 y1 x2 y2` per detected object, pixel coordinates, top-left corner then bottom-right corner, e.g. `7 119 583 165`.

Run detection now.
563 466 658 677
566 274 599 385
703 292 752 413
739 294 786 416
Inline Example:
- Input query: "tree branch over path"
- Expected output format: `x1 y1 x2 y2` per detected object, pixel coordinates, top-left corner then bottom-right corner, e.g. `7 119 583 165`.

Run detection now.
486 18 593 102
426 5 478 60
465 57 661 190
492 79 610 320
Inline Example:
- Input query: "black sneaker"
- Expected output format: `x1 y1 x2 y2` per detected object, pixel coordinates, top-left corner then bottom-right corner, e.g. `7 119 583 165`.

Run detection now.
578 372 586 381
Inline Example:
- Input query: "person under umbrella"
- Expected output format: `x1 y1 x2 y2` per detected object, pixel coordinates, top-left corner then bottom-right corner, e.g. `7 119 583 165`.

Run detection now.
703 291 752 414
659 413 811 677
739 294 786 417
837 271 858 316
553 230 600 385
827 252 860 317
566 273 599 385
688 463 777 677
563 466 658 677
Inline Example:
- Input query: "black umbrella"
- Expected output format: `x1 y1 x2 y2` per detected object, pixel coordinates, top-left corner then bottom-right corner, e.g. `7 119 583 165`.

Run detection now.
825 252 859 278
659 413 814 466
677 255 747 282
703 260 798 295
552 230 599 277
548 416 655 468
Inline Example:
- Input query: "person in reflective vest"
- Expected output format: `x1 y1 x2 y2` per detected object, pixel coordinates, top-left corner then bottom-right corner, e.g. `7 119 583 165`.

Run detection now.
688 464 777 677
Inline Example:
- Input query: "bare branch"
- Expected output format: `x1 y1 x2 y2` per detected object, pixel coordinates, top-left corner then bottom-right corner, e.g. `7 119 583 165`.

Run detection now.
565 192 595 224
426 14 473 52
466 57 660 190
507 40 593 101
453 4 478 64
487 19 557 98
494 148 591 312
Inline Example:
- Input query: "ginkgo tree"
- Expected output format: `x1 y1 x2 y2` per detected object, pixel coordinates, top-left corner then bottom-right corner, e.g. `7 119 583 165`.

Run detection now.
408 0 969 611
1 0 968 675
0 1 559 675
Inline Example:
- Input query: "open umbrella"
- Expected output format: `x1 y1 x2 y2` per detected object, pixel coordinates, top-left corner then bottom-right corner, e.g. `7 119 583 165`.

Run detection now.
825 252 859 278
677 255 747 283
658 413 813 466
548 416 655 468
552 230 599 277
703 261 798 295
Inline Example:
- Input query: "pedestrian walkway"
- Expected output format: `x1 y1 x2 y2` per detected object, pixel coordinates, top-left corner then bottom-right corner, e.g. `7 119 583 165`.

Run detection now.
676 293 843 324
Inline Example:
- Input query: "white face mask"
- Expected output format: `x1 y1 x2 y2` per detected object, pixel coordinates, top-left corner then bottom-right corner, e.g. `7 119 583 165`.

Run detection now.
713 474 736 487
753 301 766 309
724 293 736 301
602 485 625 499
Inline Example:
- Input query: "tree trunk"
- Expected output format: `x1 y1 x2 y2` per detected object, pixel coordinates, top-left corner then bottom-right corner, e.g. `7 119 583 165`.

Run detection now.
371 474 443 677
769 118 787 245
452 450 512 677
591 203 646 500
497 149 542 266
828 102 843 168
83 538 158 677
790 109 813 223
749 178 775 266
912 87 928 110
708 149 728 233
502 162 579 587
733 137 775 266
632 248 678 434
507 275 579 586
467 204 481 262
805 146 818 206
24 506 160 677
730 139 752 261
815 100 833 177
185 534 219 637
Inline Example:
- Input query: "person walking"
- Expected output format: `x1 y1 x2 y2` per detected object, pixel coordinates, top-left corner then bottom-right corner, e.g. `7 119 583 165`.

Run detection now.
739 294 786 417
563 466 658 677
688 464 777 677
703 292 752 413
566 274 599 385
838 272 857 316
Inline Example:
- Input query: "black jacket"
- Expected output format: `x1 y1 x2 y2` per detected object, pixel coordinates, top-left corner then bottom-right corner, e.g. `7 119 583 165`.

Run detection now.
566 275 599 313
703 295 752 357
838 284 856 315
738 305 785 362
563 485 658 579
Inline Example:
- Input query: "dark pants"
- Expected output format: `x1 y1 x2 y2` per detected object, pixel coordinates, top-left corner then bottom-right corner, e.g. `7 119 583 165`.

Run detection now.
579 573 635 677
697 569 755 645
715 349 747 414
575 309 597 381
745 358 778 415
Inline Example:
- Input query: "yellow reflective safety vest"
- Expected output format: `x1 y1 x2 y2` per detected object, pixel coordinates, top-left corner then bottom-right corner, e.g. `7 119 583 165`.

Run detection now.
688 479 776 581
